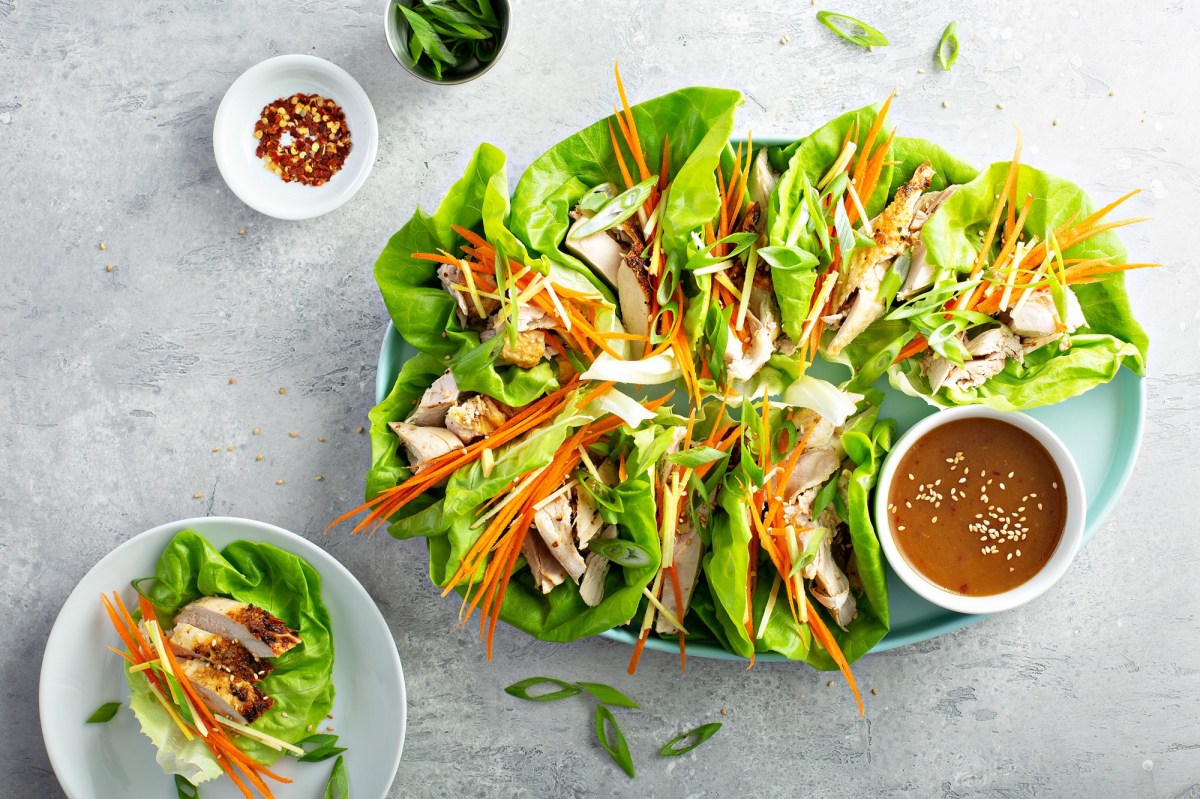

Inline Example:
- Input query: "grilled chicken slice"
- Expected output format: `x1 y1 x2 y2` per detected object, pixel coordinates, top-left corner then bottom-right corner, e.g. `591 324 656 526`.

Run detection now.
727 287 781 382
803 534 857 631
174 657 274 724
924 326 1024 393
407 370 459 427
389 421 463 467
566 214 626 287
785 448 841 496
578 524 617 607
831 162 935 311
655 521 703 635
445 395 508 444
534 493 587 581
175 597 302 660
898 186 959 300
438 263 498 321
522 529 567 594
498 329 547 368
168 623 273 683
617 253 654 359
574 485 604 550
827 164 936 356
1006 286 1085 338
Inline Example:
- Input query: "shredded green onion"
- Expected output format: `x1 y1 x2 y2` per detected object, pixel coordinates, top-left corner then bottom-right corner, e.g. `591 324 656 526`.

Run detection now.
586 538 655 568
576 681 640 709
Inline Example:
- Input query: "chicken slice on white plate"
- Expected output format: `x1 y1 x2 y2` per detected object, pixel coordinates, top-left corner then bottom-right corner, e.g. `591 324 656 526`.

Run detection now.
174 597 301 660
168 623 273 683
174 657 274 725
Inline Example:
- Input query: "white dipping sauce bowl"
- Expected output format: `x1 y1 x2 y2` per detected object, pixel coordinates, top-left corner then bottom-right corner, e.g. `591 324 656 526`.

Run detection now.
874 406 1086 615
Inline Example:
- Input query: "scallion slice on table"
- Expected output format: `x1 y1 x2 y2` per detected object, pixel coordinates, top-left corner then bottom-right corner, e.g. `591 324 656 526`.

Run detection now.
816 11 889 48
594 705 635 778
659 722 723 756
937 21 960 70
576 681 640 709
504 676 583 702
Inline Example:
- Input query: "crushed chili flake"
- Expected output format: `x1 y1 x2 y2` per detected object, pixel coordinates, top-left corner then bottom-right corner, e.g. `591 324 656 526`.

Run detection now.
253 93 351 187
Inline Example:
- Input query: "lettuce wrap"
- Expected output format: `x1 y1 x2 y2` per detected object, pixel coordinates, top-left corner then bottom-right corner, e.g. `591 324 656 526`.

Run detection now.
511 87 743 284
888 161 1149 410
138 530 335 767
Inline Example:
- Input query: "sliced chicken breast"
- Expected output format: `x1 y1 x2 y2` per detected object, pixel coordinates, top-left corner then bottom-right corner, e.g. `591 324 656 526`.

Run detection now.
174 597 302 660
389 421 464 467
174 657 274 725
406 370 459 427
1006 286 1085 337
578 524 618 608
445 395 508 444
574 486 604 550
617 254 654 359
522 529 567 594
533 493 587 581
168 623 273 683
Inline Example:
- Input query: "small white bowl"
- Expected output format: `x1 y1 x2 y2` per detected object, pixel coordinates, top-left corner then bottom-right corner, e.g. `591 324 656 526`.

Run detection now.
874 407 1086 615
213 55 378 220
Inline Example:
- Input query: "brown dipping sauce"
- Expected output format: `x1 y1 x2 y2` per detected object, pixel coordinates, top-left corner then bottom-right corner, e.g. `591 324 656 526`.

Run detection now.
887 418 1067 596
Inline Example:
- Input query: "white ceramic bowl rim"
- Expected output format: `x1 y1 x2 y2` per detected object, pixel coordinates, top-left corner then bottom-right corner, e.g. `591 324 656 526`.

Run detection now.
212 55 378 220
873 406 1087 615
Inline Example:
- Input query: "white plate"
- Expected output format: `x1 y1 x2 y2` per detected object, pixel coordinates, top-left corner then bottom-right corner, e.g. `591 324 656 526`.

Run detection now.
39 517 405 799
213 55 378 220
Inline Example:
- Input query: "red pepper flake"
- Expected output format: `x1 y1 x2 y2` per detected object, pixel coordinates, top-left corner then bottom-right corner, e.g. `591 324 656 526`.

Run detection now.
253 93 352 187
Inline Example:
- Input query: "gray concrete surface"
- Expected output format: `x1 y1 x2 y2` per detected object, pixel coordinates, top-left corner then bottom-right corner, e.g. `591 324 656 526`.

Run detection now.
3 1 1198 797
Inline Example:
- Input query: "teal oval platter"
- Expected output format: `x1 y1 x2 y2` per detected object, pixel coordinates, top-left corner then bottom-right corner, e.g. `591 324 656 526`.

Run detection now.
375 322 1144 659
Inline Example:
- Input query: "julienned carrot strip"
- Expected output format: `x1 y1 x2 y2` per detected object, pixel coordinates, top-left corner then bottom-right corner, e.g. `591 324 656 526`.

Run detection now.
627 628 651 675
410 251 464 267
804 596 864 716
968 135 1023 282
614 62 651 181
850 90 894 198
894 334 928 363
658 134 671 192
667 564 687 673
608 120 635 190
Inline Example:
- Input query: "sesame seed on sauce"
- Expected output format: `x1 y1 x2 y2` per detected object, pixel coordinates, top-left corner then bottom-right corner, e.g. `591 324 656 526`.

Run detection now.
888 418 1067 596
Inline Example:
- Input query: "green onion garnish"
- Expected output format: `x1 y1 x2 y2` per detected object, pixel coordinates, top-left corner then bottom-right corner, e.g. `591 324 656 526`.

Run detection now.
937 21 960 71
659 721 723 756
86 701 121 724
586 537 655 568
594 705 635 777
174 775 200 799
323 754 349 799
504 676 583 702
576 681 640 709
816 11 889 48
